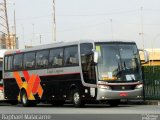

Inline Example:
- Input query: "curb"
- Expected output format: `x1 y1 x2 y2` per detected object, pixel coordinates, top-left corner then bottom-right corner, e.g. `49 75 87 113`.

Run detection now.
144 100 160 105
121 100 160 105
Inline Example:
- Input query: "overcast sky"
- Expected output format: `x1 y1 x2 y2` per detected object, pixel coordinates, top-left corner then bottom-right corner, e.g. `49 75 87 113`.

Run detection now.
6 0 160 49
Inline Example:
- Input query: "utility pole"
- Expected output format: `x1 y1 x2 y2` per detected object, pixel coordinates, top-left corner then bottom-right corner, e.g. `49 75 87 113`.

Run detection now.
13 2 16 49
52 0 56 41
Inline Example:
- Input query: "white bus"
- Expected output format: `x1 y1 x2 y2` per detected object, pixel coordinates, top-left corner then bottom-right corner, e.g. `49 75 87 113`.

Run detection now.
3 40 148 107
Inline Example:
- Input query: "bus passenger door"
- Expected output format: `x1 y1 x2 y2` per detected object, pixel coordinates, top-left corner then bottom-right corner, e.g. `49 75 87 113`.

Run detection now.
80 43 97 99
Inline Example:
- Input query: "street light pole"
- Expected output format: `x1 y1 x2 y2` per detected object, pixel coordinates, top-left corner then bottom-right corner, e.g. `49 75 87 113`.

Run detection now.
4 0 11 49
110 19 114 40
140 6 144 49
40 34 42 44
32 24 34 46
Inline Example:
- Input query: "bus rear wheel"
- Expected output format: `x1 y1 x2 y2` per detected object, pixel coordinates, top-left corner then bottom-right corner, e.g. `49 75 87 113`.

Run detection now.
20 90 37 107
72 89 84 108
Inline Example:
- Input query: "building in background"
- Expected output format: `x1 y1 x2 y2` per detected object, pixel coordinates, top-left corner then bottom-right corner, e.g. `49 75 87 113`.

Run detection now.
0 33 18 49
0 33 6 49
140 48 160 66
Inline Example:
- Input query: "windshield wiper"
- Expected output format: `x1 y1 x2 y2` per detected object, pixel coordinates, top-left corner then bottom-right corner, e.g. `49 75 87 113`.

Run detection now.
115 62 123 77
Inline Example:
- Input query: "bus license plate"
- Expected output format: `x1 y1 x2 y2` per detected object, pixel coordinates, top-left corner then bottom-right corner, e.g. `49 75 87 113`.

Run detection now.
119 92 128 97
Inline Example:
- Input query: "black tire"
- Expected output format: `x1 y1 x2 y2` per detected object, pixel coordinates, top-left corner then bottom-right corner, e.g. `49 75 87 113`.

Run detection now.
108 99 120 107
72 89 84 108
20 90 34 107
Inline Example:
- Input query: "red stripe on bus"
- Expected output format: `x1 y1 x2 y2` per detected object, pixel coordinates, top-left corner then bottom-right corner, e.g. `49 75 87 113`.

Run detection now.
41 72 80 77
23 71 30 83
26 74 36 98
32 75 40 95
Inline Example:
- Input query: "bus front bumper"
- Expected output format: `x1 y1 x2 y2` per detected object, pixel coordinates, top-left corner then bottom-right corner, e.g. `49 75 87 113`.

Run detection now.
96 88 143 100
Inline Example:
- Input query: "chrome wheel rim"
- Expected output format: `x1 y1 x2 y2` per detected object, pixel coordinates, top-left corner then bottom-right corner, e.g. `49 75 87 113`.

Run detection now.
22 93 27 104
73 92 80 104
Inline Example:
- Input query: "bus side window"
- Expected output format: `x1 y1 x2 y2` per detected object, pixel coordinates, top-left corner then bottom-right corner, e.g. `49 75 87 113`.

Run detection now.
4 56 14 71
4 56 8 71
7 56 13 71
36 50 49 68
64 46 78 66
24 52 36 69
13 54 23 70
49 48 63 67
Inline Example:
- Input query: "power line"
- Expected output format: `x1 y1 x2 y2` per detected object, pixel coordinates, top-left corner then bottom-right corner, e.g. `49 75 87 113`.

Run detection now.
14 9 139 21
14 8 160 21
52 0 56 42
57 9 139 16
144 8 160 12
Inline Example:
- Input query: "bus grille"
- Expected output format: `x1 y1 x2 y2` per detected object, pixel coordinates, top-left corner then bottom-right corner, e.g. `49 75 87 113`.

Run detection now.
110 85 135 91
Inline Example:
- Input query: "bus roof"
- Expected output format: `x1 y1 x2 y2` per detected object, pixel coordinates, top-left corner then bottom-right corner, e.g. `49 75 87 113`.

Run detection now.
4 40 136 55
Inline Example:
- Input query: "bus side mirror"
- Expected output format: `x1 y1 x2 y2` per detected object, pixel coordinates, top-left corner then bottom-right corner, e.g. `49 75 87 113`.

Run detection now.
144 50 149 63
139 49 149 64
94 51 99 64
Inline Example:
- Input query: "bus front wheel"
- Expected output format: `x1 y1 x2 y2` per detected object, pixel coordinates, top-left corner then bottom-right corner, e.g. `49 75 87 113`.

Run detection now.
20 90 31 107
72 89 84 108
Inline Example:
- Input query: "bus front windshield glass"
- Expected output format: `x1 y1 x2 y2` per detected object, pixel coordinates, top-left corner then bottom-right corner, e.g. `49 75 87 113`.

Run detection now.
96 43 142 82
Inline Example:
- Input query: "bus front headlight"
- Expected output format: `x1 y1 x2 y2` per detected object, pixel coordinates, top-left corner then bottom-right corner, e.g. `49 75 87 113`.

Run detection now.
98 85 111 90
135 84 143 89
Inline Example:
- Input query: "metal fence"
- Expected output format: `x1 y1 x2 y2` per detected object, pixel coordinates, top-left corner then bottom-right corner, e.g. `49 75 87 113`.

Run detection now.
143 66 160 100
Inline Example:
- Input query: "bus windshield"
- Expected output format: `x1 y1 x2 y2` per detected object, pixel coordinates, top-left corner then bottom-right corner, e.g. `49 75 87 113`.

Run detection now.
96 43 142 82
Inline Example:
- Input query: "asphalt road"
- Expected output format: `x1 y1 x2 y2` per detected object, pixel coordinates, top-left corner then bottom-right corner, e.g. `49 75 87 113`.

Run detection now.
0 103 159 120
